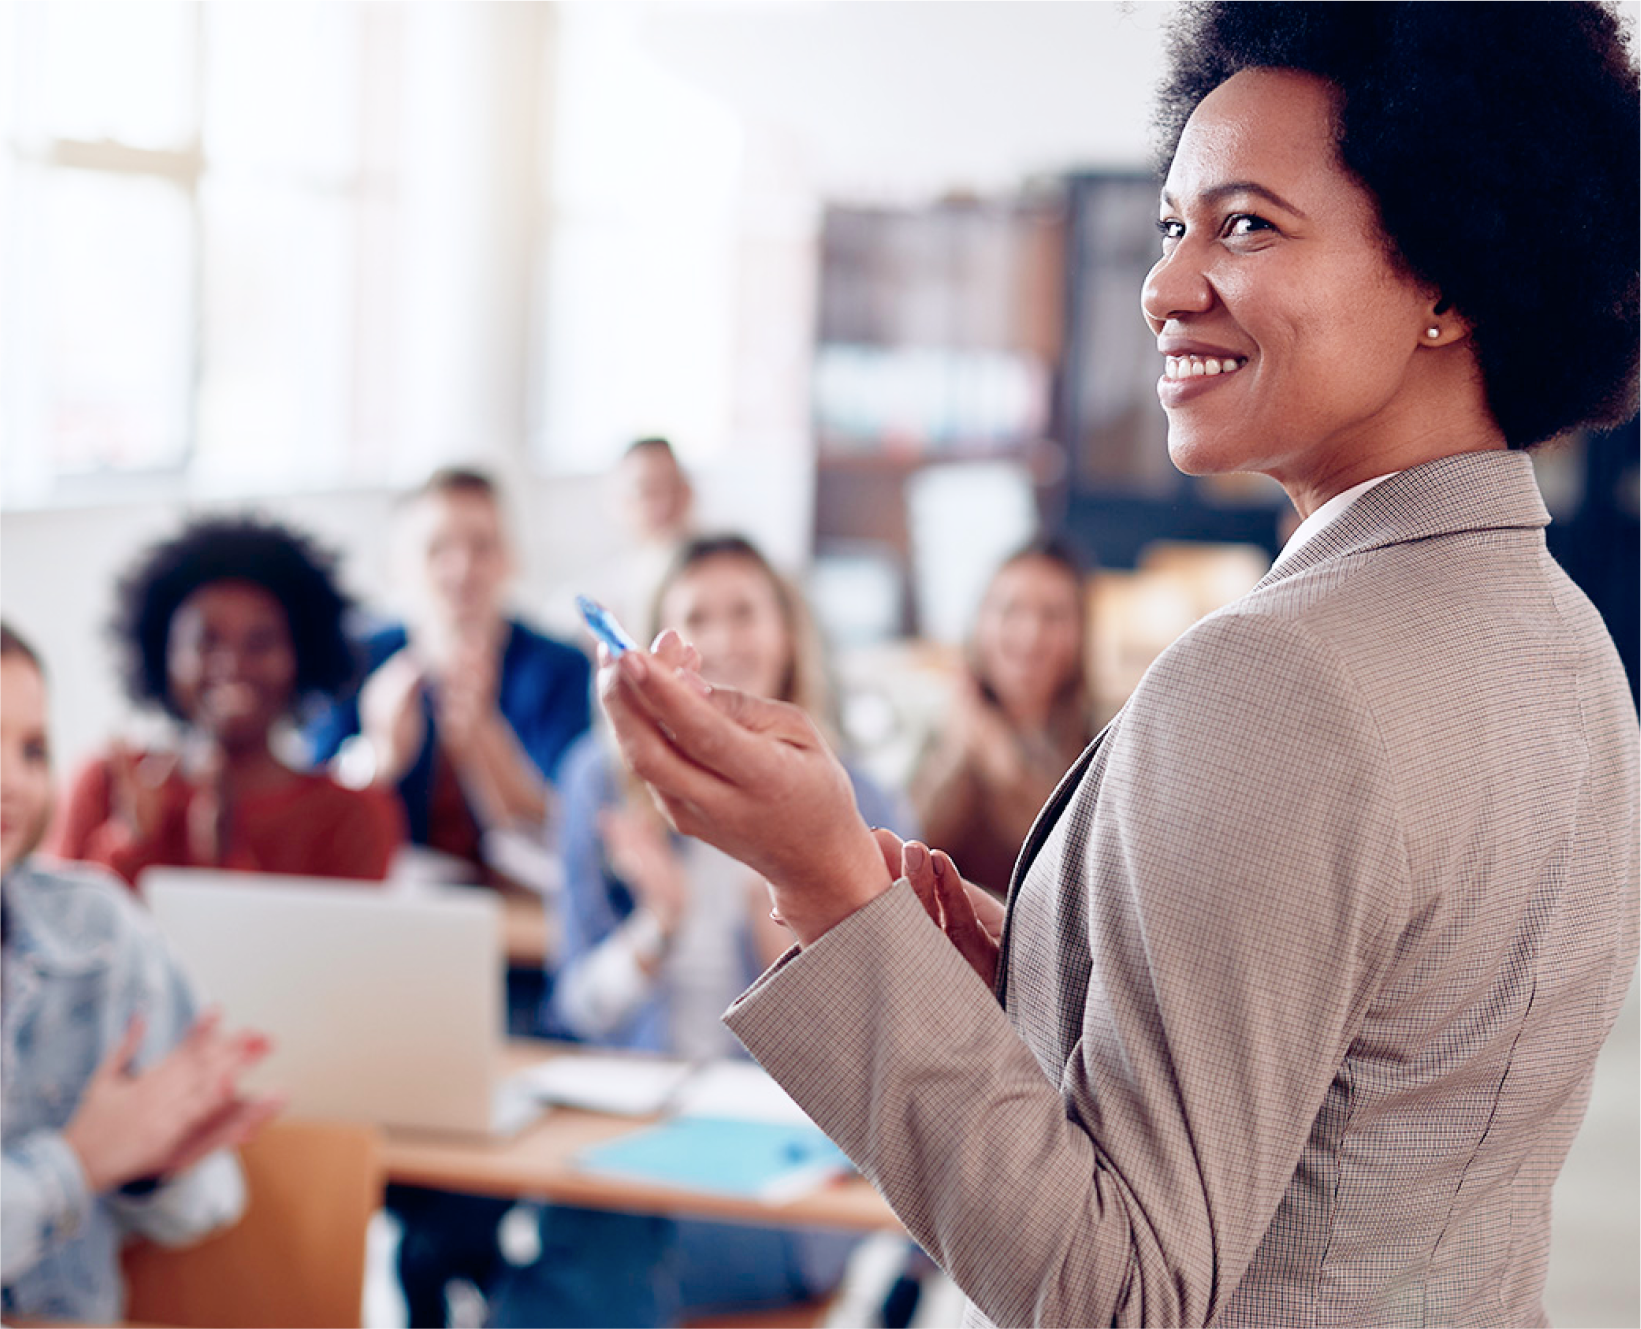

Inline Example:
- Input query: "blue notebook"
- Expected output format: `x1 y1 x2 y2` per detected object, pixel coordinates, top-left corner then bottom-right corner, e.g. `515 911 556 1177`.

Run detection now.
574 1115 852 1203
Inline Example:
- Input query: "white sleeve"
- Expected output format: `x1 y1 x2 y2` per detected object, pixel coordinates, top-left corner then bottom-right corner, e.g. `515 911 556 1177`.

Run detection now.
554 912 662 1040
108 1148 246 1248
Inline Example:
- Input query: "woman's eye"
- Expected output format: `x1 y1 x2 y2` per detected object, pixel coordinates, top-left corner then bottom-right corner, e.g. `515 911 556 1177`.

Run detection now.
1156 218 1186 244
1225 213 1274 238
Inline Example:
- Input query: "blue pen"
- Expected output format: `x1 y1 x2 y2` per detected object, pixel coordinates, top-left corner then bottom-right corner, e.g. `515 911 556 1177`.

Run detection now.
576 595 640 656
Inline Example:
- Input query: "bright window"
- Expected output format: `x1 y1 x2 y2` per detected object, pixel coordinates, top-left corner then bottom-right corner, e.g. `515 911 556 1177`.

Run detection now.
0 1 406 506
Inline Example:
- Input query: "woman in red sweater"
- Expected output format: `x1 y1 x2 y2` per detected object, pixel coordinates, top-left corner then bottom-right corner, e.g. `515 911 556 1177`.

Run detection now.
54 515 402 890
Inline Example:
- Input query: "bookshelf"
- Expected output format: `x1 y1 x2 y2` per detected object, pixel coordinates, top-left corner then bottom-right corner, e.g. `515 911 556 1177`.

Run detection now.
808 176 1289 641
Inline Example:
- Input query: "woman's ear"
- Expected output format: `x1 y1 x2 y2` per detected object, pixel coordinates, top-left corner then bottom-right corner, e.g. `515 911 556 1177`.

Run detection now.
1421 297 1473 348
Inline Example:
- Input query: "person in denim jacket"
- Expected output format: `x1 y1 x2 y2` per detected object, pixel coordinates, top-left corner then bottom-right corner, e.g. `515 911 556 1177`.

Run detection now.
1 623 279 1324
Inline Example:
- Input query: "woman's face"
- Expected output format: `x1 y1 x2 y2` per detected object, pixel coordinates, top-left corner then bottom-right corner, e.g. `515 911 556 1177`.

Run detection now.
973 556 1083 723
0 653 52 875
166 579 298 746
1141 68 1441 507
659 555 792 701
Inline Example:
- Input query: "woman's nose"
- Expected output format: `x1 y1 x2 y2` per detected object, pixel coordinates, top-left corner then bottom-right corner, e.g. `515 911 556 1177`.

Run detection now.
202 644 246 680
1140 249 1214 333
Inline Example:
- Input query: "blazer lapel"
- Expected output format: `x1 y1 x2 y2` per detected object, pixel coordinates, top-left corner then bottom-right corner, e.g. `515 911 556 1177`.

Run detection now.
995 719 1114 999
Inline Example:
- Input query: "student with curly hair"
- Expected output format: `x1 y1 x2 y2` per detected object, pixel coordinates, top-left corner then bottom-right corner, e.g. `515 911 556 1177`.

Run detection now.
597 5 1639 1325
53 516 402 887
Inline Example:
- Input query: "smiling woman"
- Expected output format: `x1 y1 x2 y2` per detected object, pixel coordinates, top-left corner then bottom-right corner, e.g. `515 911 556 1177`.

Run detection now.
594 5 1640 1327
51 515 403 889
1143 67 1504 511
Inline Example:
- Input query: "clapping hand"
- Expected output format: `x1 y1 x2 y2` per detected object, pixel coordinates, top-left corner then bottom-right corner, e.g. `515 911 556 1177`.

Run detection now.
871 829 1004 989
62 1010 283 1194
599 805 688 934
598 631 894 946
107 742 176 847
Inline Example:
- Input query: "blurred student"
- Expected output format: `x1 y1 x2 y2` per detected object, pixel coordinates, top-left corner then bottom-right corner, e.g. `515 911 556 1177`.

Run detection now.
602 435 697 634
54 516 401 887
908 539 1094 897
305 467 590 1328
2 622 281 1325
490 535 912 1327
620 436 694 548
308 466 590 880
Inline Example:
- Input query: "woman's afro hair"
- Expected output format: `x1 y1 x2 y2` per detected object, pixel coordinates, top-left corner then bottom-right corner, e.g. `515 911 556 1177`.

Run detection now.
111 513 358 719
1153 1 1639 449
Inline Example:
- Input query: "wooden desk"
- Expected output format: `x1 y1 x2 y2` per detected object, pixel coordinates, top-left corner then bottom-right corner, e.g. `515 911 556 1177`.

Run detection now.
382 1043 901 1233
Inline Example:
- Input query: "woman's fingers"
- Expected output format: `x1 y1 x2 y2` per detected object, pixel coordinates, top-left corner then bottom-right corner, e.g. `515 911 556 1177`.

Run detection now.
931 850 1002 987
160 1092 286 1178
961 874 1009 942
647 628 694 669
871 827 905 880
899 841 944 928
598 663 728 814
161 1016 269 1110
603 650 814 789
894 841 1004 986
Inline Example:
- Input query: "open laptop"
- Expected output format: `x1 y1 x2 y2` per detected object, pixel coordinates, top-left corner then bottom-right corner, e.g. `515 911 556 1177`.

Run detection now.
143 868 545 1138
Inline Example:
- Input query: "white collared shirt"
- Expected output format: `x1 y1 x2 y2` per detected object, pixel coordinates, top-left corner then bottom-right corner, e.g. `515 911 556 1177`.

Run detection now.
1273 472 1401 569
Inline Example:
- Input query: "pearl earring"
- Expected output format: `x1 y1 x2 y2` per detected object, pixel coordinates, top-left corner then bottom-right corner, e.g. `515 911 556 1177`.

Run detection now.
1426 326 1441 340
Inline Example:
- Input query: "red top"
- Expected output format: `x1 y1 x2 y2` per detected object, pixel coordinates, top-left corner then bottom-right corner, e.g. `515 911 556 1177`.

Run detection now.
51 751 405 890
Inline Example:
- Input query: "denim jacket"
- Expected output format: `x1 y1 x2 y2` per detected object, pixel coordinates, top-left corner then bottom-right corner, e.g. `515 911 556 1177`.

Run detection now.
1 858 246 1324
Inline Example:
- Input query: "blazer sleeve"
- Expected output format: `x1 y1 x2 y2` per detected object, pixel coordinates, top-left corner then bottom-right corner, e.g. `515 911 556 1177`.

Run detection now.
726 611 1410 1327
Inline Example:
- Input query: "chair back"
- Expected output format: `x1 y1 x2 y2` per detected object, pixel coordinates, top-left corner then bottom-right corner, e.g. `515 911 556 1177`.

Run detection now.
122 1117 383 1329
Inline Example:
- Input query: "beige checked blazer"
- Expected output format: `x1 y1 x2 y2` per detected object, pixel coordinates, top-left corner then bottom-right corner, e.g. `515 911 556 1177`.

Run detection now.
727 450 1639 1328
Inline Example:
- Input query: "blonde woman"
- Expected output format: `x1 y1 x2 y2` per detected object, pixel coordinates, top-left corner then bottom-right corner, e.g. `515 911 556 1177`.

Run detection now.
493 536 914 1327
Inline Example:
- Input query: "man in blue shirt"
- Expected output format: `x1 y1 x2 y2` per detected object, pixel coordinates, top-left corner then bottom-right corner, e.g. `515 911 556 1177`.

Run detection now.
306 467 591 1329
309 467 591 877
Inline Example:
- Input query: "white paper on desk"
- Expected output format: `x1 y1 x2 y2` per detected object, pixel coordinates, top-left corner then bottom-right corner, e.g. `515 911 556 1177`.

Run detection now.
671 1060 817 1128
516 1054 696 1116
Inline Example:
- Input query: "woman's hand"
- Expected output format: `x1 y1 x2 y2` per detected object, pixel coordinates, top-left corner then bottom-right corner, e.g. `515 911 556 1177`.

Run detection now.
599 805 688 934
107 742 176 847
599 632 894 946
872 829 1003 989
62 1010 283 1194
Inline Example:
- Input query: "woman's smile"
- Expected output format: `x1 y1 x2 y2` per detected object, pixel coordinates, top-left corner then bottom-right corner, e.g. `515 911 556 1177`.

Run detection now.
1157 340 1251 406
1162 355 1247 382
